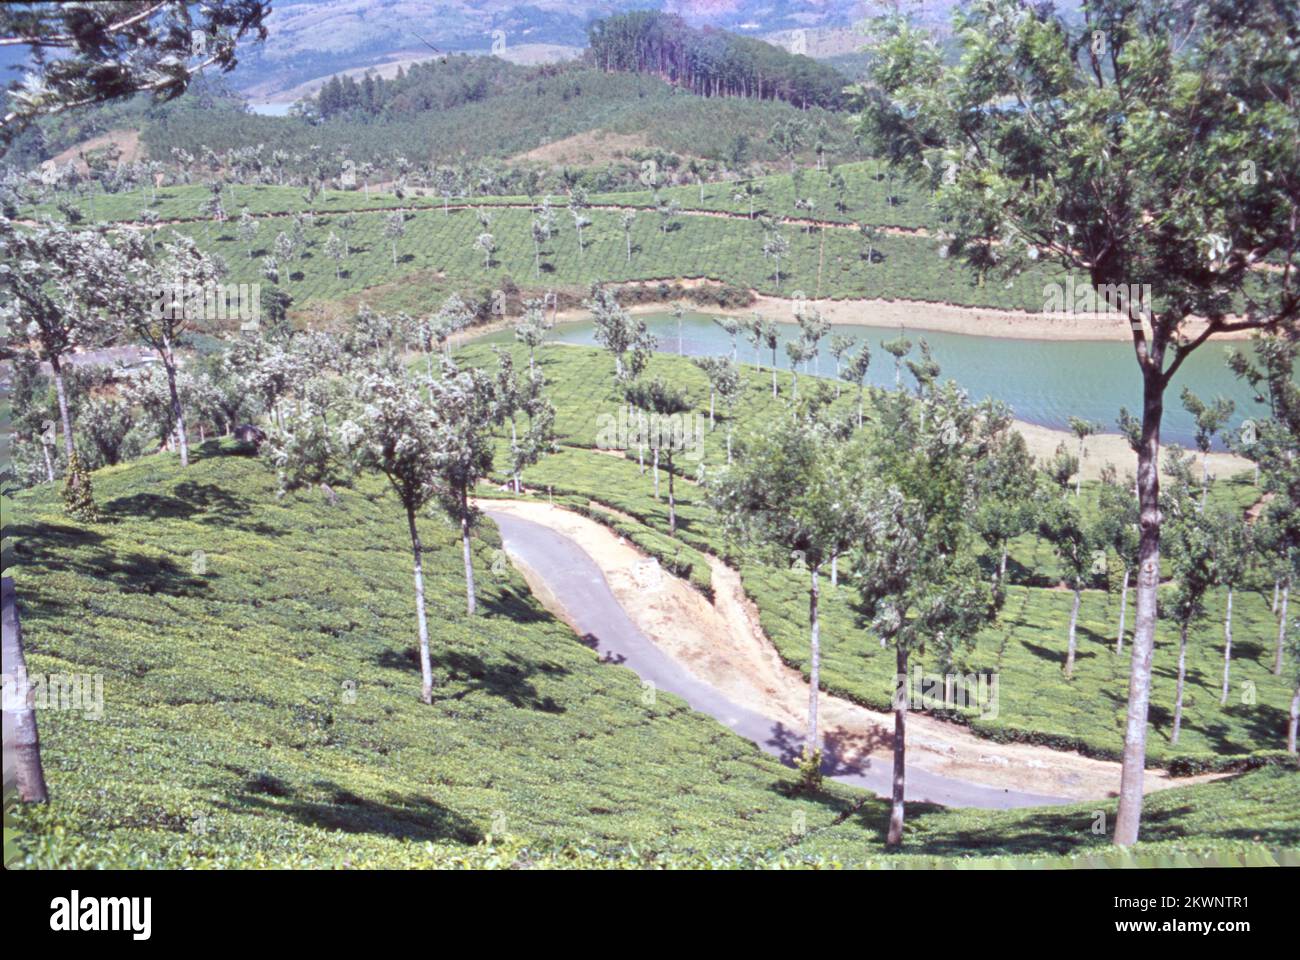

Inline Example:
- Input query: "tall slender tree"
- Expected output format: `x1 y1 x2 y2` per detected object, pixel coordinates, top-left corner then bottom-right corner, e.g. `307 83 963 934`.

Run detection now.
857 0 1300 846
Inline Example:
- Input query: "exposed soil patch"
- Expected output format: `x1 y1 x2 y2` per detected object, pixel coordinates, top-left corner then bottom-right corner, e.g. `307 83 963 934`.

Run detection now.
482 497 1224 802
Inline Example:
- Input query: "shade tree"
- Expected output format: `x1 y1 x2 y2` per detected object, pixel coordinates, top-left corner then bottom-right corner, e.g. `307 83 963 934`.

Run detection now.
856 0 1300 845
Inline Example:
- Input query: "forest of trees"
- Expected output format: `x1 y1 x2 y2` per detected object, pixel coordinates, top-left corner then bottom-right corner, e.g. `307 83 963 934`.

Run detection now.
313 55 524 121
586 11 850 110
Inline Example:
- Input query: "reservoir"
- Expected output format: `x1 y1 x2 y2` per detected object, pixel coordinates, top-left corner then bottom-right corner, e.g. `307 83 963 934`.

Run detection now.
500 310 1272 450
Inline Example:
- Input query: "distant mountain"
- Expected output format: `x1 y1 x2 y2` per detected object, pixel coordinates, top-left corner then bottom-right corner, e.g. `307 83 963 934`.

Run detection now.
230 0 880 99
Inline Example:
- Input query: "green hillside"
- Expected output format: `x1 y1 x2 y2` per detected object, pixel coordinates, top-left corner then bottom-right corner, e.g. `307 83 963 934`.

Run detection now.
464 343 1300 766
5 435 1298 868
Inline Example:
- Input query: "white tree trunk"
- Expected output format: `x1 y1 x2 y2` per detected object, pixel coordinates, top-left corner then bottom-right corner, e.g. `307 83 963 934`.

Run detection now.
1276 581 1290 676
461 490 477 617
1289 685 1298 755
887 644 908 847
406 508 434 705
807 564 821 750
1065 586 1081 678
1221 587 1234 705
2 578 49 802
163 347 189 468
1116 568 1130 655
1114 375 1162 847
1172 622 1189 745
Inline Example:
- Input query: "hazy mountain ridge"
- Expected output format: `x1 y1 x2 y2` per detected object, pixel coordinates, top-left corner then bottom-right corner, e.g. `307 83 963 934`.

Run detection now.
235 0 878 97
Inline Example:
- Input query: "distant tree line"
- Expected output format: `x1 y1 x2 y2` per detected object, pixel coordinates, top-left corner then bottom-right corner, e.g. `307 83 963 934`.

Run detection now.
313 55 515 121
586 11 849 110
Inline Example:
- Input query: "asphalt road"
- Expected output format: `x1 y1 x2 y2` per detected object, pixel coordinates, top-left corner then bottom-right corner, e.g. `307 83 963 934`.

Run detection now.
487 508 1071 811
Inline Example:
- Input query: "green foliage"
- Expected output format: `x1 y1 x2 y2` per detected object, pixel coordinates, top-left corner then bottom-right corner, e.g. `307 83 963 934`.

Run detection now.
59 450 100 522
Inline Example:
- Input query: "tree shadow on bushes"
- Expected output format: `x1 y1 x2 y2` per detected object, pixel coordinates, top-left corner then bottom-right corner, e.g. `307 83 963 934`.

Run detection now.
224 778 482 844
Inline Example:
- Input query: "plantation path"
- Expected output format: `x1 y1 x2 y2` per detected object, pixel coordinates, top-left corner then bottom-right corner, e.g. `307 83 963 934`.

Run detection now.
481 498 1223 809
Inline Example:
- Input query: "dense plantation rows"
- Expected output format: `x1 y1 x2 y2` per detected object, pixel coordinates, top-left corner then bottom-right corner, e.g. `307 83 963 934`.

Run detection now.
23 162 932 229
464 344 1298 766
5 437 1298 867
83 201 1052 312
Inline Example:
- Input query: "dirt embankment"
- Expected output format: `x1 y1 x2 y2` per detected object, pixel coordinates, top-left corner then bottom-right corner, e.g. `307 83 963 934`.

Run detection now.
482 498 1224 802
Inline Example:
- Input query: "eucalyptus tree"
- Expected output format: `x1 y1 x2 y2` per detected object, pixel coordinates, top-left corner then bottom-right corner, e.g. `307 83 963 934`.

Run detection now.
828 335 857 397
784 340 810 402
1045 443 1080 497
514 299 549 376
1037 493 1097 680
845 341 872 429
714 359 742 465
756 316 780 396
588 285 655 381
324 232 346 279
273 230 295 266
796 306 830 376
858 223 880 266
474 232 496 270
626 378 694 535
857 0 1300 846
733 180 762 219
237 208 258 258
855 378 997 846
337 213 356 256
880 332 911 388
971 404 1037 593
671 301 687 355
1067 417 1098 497
744 313 765 369
425 358 503 616
503 362 556 495
1161 448 1217 746
621 209 637 264
570 185 591 252
655 192 680 234
383 210 406 267
713 315 740 361
762 229 789 289
711 410 862 763
1211 507 1252 706
1180 388 1235 507
1096 465 1141 654
1227 338 1300 677
348 358 443 702
0 219 122 470
121 234 223 467
434 293 474 357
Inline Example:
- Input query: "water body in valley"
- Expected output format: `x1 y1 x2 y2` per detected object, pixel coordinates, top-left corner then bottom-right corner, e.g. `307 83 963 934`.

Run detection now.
494 310 1274 450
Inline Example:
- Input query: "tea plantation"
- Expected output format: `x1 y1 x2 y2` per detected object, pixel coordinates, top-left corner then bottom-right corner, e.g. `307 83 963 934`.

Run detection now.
5 424 1298 867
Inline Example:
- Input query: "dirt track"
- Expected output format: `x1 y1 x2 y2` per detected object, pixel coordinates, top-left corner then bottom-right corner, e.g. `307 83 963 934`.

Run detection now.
481 498 1224 806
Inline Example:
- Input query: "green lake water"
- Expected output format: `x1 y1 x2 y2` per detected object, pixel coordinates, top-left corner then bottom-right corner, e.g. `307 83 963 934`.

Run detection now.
485 310 1272 450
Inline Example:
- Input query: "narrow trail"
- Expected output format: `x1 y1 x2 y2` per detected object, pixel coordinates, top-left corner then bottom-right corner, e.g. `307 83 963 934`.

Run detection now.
481 498 1224 809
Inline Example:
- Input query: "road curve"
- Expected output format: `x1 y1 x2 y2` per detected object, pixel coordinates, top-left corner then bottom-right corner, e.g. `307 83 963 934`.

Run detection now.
486 507 1070 810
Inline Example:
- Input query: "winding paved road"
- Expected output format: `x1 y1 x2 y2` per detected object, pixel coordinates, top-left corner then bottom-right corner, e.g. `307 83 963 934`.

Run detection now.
487 508 1071 810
